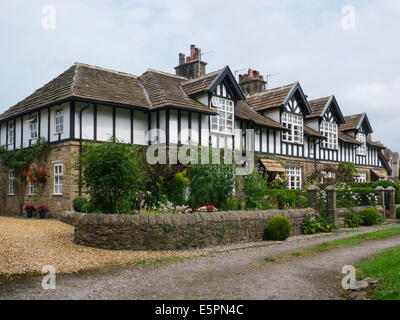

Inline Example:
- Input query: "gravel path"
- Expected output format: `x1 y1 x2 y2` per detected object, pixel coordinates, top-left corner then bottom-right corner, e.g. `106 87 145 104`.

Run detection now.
2 223 400 300
0 217 197 274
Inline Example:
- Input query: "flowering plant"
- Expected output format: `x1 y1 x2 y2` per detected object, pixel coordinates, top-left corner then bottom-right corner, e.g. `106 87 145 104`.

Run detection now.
37 205 49 213
23 165 48 185
195 205 217 213
24 205 36 211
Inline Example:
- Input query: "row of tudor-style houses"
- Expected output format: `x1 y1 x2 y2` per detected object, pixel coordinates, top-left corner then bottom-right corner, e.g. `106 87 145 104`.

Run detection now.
0 45 392 213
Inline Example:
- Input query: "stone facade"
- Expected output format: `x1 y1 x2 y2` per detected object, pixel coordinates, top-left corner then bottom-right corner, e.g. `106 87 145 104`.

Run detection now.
383 148 399 181
0 141 80 216
72 208 317 250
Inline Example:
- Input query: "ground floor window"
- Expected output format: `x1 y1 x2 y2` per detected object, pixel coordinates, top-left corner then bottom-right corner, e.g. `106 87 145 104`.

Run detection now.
9 170 15 195
28 181 35 195
355 171 367 183
54 164 63 195
285 166 302 189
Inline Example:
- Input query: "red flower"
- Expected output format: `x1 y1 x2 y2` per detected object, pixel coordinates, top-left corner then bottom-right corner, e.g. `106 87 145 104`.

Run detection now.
117 202 121 205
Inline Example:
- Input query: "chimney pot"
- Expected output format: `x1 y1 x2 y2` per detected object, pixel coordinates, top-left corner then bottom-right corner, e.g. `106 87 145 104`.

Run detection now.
190 45 195 61
179 53 185 66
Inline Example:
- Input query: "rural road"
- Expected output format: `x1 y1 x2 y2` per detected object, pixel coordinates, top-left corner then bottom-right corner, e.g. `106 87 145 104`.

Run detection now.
2 229 400 300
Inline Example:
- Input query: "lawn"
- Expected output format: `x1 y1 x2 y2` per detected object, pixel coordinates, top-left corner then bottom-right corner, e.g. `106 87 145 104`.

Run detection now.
357 245 400 300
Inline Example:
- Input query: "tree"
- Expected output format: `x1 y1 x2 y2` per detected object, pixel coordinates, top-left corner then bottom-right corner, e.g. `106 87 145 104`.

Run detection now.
77 139 147 213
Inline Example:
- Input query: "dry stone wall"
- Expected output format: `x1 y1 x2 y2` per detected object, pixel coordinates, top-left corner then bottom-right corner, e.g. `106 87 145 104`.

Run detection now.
67 209 317 250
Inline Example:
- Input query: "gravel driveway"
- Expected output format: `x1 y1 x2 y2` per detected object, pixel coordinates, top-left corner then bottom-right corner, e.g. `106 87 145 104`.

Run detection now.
2 224 400 300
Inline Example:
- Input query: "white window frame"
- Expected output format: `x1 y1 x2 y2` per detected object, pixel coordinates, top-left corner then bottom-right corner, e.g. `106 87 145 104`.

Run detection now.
29 118 38 140
356 172 367 183
210 97 234 135
55 108 64 134
285 166 302 190
282 112 303 144
9 170 15 195
8 123 14 145
320 121 338 150
356 132 367 156
54 164 63 195
28 181 35 195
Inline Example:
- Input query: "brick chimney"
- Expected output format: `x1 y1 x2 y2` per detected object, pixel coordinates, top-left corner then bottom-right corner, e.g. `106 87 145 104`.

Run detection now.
174 45 207 79
239 69 267 95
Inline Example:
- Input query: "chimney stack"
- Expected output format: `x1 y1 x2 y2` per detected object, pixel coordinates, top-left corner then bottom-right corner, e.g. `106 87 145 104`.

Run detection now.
174 45 207 79
238 68 267 95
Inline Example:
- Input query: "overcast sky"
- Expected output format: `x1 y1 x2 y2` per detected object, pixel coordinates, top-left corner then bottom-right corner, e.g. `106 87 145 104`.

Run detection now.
1 0 399 151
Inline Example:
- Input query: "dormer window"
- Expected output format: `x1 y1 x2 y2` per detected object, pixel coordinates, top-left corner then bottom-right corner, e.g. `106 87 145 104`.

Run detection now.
356 132 367 155
28 116 38 140
282 112 303 144
320 121 338 149
210 97 234 135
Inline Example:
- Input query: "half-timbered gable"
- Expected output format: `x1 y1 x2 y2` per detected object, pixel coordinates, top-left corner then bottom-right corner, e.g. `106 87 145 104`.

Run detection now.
307 95 345 162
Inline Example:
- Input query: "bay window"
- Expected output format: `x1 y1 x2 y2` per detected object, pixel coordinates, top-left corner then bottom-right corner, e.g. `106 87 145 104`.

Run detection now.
210 97 234 135
282 112 303 144
320 121 338 149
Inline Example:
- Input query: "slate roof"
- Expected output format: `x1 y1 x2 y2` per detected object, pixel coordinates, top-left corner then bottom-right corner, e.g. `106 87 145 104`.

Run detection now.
339 132 361 145
181 69 223 96
245 83 295 112
0 63 151 120
306 96 330 119
340 114 363 131
138 69 215 114
304 126 326 139
367 140 385 149
235 101 286 130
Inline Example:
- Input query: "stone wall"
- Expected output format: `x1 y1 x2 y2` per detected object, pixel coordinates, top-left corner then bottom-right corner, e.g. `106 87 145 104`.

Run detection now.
72 209 317 251
336 205 384 226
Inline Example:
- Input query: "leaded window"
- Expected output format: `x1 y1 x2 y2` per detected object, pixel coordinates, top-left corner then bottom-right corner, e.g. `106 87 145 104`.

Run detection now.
282 112 303 143
320 121 338 149
356 132 367 155
285 166 302 189
210 97 234 135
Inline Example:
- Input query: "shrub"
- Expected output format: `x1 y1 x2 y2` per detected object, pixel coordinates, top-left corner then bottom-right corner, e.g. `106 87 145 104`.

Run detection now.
344 212 363 228
301 215 337 234
188 152 235 209
243 169 268 209
397 207 400 219
265 216 292 241
360 208 381 226
76 139 147 213
73 197 88 212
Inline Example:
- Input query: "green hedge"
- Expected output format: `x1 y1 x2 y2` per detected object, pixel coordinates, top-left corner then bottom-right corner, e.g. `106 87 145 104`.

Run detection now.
352 181 400 204
258 189 308 210
336 187 379 208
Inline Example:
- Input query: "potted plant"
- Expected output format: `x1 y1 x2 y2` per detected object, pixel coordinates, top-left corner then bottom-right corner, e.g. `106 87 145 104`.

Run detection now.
24 205 36 218
37 205 49 219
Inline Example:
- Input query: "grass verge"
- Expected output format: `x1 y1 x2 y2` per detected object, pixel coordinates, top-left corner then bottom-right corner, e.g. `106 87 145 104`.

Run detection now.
271 227 400 262
357 245 400 300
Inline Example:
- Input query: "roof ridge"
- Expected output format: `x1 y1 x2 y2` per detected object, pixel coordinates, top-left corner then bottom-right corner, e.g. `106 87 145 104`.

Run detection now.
182 68 224 85
146 68 188 80
308 96 331 103
247 83 295 97
71 63 79 95
74 62 138 78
